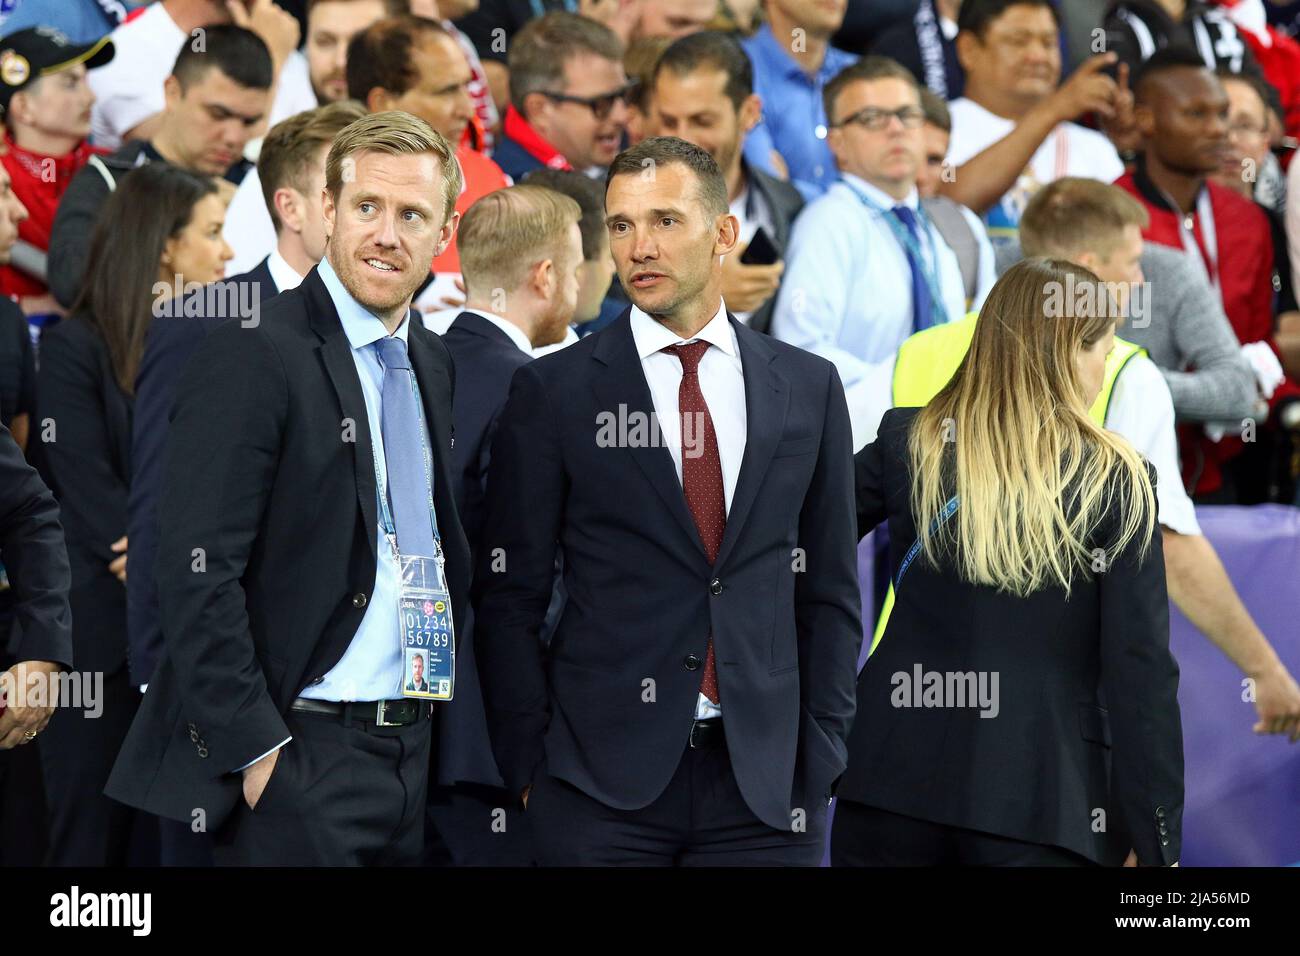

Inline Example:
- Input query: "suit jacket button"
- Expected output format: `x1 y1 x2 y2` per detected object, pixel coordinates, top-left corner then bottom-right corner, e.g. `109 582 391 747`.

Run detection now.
189 730 199 742
352 592 367 608
197 747 208 758
684 655 701 671
1160 837 1170 847
309 677 324 686
1155 806 1167 819
709 579 723 595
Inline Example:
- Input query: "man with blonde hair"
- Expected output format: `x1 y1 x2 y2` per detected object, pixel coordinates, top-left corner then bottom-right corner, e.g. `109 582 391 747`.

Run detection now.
882 176 1300 745
429 184 582 865
107 111 473 865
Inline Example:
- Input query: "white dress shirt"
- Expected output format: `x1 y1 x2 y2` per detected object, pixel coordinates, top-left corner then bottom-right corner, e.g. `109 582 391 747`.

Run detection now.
771 173 969 388
264 248 305 293
629 302 746 720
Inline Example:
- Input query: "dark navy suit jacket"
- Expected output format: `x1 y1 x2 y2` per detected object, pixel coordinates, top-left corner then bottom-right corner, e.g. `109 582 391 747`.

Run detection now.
125 257 278 686
472 309 863 830
437 311 533 788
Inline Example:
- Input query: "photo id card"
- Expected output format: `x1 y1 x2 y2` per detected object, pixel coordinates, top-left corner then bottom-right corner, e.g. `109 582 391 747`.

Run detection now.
398 553 454 701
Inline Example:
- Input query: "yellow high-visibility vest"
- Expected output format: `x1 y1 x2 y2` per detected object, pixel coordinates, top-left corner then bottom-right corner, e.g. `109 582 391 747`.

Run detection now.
869 312 1146 655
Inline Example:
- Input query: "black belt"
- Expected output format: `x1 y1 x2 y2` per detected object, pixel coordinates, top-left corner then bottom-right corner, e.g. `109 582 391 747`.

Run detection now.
689 717 725 750
290 698 429 728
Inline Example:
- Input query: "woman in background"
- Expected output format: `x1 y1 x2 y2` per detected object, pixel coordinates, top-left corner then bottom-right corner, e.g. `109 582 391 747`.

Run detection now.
834 258 1183 867
33 162 231 866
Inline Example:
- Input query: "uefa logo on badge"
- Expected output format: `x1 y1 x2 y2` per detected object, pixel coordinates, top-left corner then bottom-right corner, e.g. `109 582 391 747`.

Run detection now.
422 599 435 616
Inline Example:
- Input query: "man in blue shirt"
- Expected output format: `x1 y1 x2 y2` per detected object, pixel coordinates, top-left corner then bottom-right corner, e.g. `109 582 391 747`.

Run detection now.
105 110 472 866
742 0 858 199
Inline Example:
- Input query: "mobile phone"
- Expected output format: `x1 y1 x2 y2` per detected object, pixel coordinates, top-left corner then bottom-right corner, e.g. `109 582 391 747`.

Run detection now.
739 227 780 266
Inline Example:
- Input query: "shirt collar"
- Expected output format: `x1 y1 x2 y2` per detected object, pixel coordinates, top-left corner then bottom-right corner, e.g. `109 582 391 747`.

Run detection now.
841 172 919 211
502 104 572 171
463 308 533 354
265 249 305 293
319 255 410 352
751 23 850 83
629 300 737 361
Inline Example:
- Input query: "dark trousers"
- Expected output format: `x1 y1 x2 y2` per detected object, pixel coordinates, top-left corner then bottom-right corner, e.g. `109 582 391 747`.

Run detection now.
830 800 1098 867
425 783 535 866
39 666 140 866
212 706 432 866
527 741 826 866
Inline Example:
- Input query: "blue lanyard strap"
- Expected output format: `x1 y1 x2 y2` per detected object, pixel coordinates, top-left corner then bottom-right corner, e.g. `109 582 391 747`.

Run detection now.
843 181 951 327
370 365 441 550
895 495 959 587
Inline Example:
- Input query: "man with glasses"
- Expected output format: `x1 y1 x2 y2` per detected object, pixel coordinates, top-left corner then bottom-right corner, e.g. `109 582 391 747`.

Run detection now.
493 12 631 182
771 57 984 424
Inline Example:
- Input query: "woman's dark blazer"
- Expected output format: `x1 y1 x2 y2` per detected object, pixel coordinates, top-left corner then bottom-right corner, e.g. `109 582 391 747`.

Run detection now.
840 406 1183 866
32 313 132 676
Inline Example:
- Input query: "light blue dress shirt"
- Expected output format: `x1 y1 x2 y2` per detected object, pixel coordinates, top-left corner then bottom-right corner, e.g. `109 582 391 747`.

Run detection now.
741 23 858 201
770 174 980 388
299 256 418 703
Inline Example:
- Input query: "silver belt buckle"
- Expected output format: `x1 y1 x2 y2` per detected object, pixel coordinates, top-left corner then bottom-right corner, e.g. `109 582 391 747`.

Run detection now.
376 700 403 727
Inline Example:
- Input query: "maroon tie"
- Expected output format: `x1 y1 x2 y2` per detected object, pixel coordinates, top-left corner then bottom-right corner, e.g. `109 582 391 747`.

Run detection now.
664 341 722 705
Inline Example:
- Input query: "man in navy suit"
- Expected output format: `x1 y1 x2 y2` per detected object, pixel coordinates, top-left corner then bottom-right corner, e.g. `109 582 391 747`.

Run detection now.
427 183 583 865
128 100 366 693
473 136 863 865
125 101 365 866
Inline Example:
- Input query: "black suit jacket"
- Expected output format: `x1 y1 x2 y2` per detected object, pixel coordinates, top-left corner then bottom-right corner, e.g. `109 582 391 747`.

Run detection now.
841 407 1184 866
31 315 132 676
744 161 805 336
436 311 534 788
473 310 862 831
126 258 279 686
0 422 72 668
106 266 470 828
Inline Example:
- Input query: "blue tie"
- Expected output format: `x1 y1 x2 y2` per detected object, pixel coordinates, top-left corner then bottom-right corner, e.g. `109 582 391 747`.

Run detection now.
891 205 934 333
373 335 439 558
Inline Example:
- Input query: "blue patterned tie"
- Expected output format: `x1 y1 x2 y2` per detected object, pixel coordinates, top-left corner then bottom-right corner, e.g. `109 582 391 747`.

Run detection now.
891 205 934 333
373 336 438 558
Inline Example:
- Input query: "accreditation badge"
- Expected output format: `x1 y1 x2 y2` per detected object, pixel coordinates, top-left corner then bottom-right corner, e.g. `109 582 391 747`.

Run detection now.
397 553 455 701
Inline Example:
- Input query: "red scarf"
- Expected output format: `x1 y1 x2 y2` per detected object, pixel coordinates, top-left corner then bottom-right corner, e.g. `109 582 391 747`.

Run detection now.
502 105 572 171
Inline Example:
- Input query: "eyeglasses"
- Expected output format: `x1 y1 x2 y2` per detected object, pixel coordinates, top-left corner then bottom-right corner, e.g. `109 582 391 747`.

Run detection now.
542 82 637 120
834 105 927 131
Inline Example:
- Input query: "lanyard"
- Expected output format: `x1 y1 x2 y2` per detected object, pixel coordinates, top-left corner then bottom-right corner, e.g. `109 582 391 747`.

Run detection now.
370 361 442 555
896 495 959 588
913 0 948 99
843 180 951 328
1161 186 1219 297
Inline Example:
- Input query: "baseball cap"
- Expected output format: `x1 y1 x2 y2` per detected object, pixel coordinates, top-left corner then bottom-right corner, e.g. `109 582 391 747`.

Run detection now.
0 26 115 116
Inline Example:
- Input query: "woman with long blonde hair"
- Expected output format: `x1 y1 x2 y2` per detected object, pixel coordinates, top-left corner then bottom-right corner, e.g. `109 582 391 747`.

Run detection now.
832 257 1183 867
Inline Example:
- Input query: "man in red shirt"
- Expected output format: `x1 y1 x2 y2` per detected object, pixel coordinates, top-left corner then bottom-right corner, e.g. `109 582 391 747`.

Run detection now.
0 28 114 315
1115 46 1300 500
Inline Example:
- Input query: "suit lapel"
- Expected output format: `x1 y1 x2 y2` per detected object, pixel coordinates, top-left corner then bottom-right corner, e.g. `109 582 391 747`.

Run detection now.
305 268 379 561
714 318 788 570
592 314 707 563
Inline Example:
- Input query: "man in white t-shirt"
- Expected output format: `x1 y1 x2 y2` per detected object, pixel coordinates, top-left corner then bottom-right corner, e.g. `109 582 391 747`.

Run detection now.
940 0 1129 249
89 0 302 151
